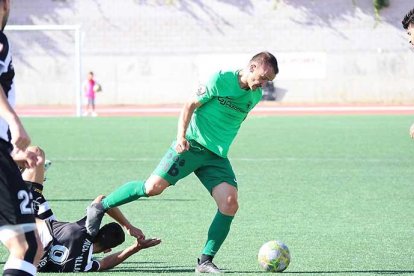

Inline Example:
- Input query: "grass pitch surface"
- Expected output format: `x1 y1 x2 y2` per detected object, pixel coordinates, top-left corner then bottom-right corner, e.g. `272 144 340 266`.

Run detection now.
1 115 413 275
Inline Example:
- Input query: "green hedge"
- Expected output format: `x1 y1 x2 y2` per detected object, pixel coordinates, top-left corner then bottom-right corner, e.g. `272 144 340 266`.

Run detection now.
374 0 389 12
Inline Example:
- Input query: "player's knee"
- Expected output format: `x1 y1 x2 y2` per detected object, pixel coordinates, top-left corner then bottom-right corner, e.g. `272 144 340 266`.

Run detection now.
144 181 168 196
219 198 239 216
9 244 28 260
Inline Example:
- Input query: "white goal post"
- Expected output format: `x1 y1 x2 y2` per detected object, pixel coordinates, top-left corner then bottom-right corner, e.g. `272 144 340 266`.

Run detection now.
5 25 83 117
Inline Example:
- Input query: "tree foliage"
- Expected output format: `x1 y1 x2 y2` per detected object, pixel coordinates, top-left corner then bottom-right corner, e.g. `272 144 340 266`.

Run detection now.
373 0 390 11
373 0 390 20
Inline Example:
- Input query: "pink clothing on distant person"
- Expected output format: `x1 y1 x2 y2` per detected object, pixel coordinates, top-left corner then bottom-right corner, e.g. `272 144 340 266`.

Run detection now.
85 79 96 99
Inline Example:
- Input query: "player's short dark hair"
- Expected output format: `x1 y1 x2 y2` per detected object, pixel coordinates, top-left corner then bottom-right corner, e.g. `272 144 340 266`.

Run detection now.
94 222 125 250
250 52 279 75
402 8 414 29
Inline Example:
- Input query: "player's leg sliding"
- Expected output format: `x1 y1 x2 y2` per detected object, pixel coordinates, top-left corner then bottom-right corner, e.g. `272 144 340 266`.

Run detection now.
85 202 105 237
85 180 148 237
196 210 234 273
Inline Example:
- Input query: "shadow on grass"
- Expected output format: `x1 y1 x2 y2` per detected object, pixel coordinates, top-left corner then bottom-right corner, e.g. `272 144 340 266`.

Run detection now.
218 270 414 274
109 263 193 273
3 260 411 275
110 267 263 274
113 267 414 274
110 268 195 273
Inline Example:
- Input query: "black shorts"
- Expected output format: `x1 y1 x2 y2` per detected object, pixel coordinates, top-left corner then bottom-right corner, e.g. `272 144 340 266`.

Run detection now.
0 140 35 226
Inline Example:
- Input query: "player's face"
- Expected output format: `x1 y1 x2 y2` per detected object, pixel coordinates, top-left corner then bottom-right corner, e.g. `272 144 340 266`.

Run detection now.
407 23 414 48
247 62 276 90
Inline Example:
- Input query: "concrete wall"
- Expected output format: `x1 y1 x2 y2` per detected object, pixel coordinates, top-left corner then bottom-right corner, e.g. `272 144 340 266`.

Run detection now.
7 0 414 105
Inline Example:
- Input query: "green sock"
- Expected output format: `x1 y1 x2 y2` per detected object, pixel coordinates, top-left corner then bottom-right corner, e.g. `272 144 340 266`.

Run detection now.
102 180 148 210
202 210 234 257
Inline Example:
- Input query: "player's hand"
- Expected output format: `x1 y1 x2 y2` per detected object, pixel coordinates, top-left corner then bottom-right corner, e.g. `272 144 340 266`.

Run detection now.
125 225 145 240
9 119 31 152
175 137 190 153
12 148 43 169
131 238 161 253
410 123 414 139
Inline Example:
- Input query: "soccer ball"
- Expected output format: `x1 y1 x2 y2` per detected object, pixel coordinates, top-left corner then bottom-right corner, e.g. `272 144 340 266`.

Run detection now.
93 83 102 92
258 240 291 272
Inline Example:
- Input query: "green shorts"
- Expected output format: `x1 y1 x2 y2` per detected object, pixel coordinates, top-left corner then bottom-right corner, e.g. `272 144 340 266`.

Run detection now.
152 140 237 194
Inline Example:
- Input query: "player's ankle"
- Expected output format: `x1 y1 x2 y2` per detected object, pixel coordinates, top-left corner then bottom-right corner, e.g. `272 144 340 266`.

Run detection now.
200 254 213 264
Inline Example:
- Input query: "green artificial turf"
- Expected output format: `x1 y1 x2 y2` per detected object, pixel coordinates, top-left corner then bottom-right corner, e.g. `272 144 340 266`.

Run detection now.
1 115 413 275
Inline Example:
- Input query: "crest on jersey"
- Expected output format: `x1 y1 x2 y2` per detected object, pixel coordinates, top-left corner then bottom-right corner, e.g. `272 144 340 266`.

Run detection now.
49 245 69 265
196 85 206 96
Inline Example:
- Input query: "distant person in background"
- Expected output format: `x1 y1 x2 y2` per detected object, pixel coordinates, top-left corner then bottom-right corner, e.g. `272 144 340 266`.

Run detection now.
83 71 101 117
402 7 414 138
0 0 44 275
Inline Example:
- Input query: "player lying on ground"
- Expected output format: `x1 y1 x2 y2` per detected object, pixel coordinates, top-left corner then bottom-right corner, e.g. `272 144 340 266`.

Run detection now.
23 146 161 272
402 7 414 139
35 195 161 272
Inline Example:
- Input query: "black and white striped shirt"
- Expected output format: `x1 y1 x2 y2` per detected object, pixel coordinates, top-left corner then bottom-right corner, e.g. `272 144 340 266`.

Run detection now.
0 31 16 144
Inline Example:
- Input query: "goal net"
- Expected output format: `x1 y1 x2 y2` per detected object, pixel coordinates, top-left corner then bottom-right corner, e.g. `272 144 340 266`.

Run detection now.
5 25 83 116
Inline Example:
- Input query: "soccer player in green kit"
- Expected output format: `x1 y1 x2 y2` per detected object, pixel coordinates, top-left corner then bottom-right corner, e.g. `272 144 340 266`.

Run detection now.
86 51 279 273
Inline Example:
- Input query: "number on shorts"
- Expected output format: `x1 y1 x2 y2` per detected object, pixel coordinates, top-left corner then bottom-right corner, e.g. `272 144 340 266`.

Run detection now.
17 190 33 215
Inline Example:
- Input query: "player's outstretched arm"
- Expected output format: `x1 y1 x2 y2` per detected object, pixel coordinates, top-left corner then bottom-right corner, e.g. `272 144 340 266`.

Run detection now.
97 238 161 271
106 207 145 240
93 195 145 240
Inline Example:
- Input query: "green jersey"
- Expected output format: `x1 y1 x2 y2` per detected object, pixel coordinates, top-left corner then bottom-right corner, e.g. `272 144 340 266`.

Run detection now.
186 70 262 158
